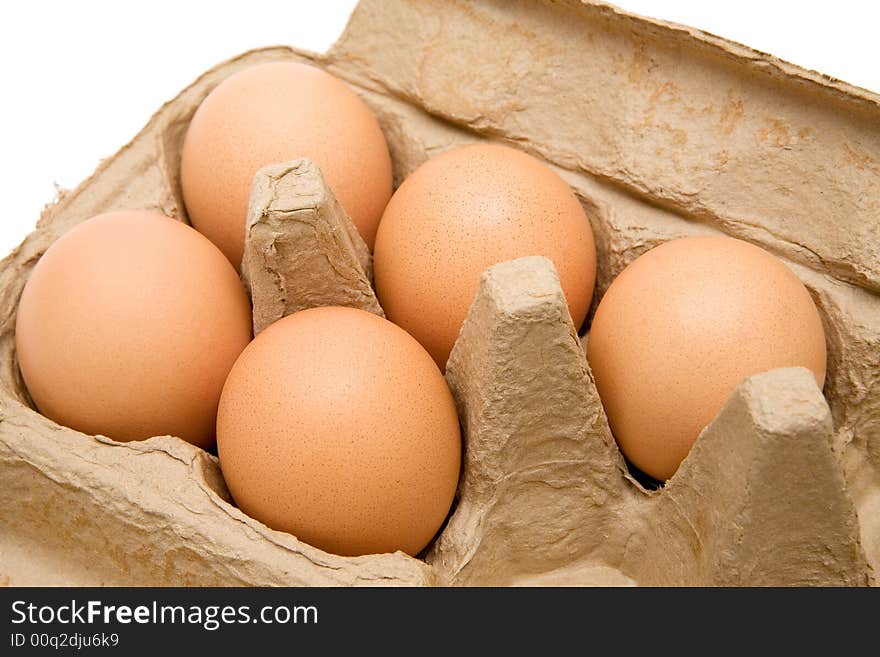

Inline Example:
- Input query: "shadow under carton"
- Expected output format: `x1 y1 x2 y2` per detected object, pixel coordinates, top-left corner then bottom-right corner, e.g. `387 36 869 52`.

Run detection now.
1 0 878 586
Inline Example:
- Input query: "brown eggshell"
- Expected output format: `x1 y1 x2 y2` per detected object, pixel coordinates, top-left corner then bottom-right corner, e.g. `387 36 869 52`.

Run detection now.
216 306 461 557
180 61 392 267
15 210 253 449
373 143 596 369
586 235 827 481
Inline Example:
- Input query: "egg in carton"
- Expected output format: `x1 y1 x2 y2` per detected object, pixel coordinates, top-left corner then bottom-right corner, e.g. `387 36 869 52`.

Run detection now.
1 0 878 586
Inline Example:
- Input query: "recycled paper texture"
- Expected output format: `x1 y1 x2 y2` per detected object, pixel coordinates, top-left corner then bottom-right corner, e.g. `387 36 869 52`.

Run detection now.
1 0 877 585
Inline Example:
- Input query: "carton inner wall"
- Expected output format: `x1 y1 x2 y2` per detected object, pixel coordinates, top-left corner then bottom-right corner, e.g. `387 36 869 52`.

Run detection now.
0 0 878 586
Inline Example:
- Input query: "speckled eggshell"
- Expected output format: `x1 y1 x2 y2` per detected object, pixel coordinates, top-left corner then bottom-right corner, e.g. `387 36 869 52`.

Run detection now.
373 143 597 369
586 235 827 481
15 210 253 449
216 306 461 557
180 61 392 267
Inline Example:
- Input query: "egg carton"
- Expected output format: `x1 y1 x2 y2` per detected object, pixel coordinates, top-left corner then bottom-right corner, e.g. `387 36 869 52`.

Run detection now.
1 0 877 586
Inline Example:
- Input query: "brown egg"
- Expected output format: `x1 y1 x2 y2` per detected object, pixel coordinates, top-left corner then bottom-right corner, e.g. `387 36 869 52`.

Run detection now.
373 143 597 369
15 210 252 449
587 236 827 481
180 61 392 267
217 306 461 557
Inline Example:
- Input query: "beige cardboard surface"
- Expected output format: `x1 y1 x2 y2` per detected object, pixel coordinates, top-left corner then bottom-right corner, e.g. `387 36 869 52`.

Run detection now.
430 257 868 586
328 0 880 294
241 158 382 336
0 428 433 586
1 0 877 585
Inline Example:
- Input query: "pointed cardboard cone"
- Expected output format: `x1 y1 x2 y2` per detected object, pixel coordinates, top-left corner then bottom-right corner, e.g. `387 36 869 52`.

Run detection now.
427 256 635 585
240 158 382 336
427 256 871 587
0 150 427 586
629 367 871 586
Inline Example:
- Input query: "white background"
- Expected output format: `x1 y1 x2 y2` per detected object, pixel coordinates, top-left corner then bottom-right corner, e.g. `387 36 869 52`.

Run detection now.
2 0 878 258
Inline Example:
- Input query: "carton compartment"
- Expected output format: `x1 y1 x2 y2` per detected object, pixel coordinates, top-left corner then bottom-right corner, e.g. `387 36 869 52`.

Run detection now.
1 0 878 586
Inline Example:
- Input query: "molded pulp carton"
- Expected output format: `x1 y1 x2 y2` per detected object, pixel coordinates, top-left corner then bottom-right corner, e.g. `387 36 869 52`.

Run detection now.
1 0 878 586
